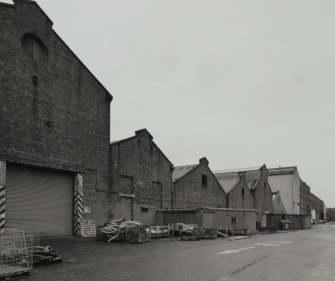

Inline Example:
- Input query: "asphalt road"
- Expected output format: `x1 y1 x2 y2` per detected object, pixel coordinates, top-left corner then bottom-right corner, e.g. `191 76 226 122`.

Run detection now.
16 223 335 281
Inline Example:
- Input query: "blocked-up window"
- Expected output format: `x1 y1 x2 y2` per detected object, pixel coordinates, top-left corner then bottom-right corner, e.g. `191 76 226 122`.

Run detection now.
231 217 237 226
152 181 163 208
120 175 133 194
22 33 47 62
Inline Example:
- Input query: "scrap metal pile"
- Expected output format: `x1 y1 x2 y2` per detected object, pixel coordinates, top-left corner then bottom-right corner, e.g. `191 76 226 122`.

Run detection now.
176 224 248 241
31 245 62 266
100 219 150 243
177 223 206 241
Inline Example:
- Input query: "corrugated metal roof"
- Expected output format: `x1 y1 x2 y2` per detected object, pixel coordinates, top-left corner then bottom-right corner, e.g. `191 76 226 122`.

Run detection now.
172 164 198 182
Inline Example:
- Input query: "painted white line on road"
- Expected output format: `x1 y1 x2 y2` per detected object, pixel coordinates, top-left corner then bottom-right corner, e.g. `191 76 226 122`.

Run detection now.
238 246 255 251
217 246 255 255
217 250 239 255
217 241 292 256
254 241 292 247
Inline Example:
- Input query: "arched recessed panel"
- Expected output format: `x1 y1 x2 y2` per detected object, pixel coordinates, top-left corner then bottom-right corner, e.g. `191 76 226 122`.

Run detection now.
21 33 47 62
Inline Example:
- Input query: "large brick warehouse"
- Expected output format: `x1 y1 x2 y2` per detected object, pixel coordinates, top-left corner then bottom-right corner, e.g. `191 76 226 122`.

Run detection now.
0 0 113 236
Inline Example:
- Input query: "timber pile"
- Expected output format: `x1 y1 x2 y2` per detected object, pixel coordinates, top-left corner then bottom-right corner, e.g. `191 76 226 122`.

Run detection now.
100 219 150 243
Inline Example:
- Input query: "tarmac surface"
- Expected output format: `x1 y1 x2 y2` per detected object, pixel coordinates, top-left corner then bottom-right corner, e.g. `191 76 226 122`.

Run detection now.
13 222 335 281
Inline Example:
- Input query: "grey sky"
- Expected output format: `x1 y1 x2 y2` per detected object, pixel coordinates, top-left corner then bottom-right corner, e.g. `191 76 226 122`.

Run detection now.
5 0 335 206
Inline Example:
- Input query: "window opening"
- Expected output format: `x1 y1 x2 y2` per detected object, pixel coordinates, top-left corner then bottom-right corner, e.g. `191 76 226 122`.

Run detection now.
231 217 237 226
202 175 208 187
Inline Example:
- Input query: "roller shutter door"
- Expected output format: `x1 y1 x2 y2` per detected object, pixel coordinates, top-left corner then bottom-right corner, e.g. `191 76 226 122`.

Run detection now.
6 164 74 237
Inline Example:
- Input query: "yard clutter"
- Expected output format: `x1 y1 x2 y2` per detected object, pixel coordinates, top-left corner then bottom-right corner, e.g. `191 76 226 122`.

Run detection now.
172 223 249 241
100 219 150 243
178 223 204 241
31 245 62 266
202 227 218 239
147 226 170 239
176 224 218 241
0 228 62 279
0 229 32 279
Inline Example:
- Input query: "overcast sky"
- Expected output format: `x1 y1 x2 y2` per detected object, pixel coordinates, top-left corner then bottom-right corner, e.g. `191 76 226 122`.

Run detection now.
5 0 335 207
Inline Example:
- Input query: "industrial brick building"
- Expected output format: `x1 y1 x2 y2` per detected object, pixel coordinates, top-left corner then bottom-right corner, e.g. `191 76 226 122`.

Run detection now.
309 192 325 223
268 166 325 223
326 208 335 221
214 165 273 228
110 129 174 225
0 0 113 236
172 158 226 209
214 172 254 209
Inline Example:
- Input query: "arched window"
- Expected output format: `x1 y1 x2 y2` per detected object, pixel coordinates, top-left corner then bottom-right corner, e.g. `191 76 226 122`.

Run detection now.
201 175 207 187
21 33 47 62
241 187 245 197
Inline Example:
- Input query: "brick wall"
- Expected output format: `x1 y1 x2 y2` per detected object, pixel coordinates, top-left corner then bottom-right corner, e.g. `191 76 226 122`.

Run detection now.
250 166 273 221
300 181 311 215
212 209 257 234
309 193 324 222
173 158 226 208
110 129 173 225
0 1 112 226
227 176 255 209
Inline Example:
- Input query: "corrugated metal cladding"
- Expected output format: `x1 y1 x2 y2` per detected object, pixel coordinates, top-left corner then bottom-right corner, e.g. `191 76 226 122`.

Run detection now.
5 164 74 237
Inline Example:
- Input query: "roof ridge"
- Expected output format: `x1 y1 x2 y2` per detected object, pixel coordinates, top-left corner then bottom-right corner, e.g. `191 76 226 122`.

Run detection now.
214 166 262 174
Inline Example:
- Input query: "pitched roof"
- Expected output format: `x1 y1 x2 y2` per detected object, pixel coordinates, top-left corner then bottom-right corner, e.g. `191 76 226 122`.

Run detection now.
172 164 198 182
110 129 173 166
246 179 259 190
214 166 262 191
214 174 239 193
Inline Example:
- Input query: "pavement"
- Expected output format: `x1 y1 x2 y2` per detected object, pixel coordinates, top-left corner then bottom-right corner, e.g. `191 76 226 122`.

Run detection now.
13 222 335 281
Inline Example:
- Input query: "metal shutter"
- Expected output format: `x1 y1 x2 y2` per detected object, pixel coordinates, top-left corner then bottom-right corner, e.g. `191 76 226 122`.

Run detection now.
5 164 74 237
